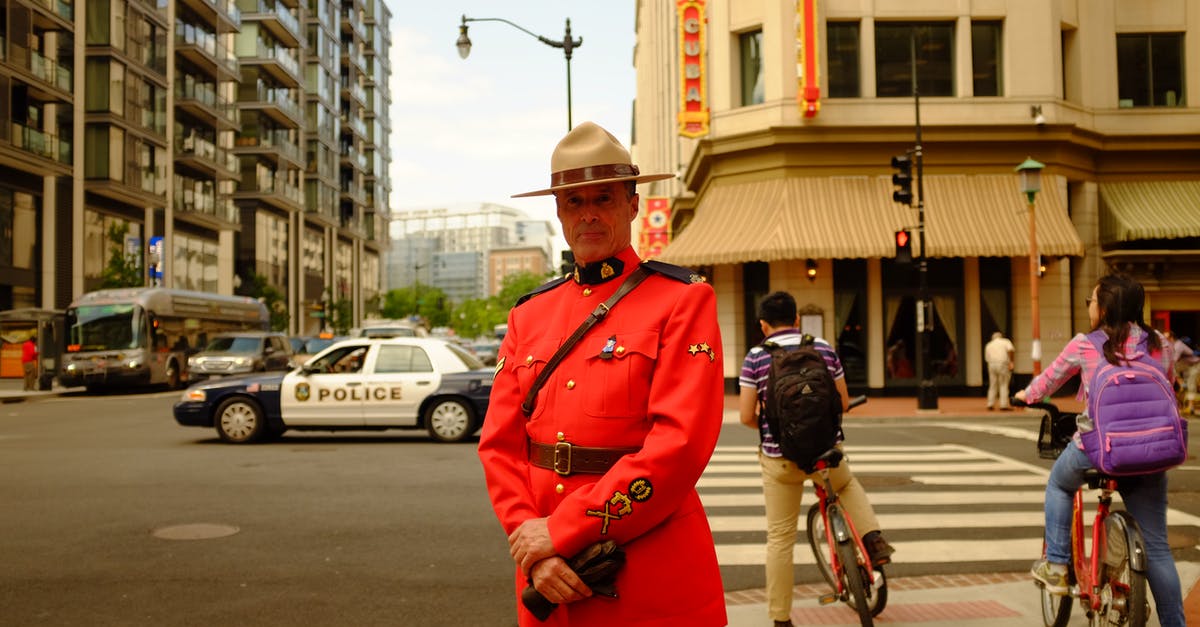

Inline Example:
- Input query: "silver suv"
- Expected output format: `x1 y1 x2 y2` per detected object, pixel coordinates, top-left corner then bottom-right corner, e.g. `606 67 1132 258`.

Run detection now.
187 332 293 380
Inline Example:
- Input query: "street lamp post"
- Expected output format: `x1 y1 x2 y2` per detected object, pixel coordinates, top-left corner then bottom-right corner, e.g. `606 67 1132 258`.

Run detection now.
1016 157 1046 374
457 14 582 131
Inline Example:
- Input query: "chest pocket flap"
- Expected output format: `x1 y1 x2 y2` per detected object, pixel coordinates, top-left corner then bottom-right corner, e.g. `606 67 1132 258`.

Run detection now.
584 331 659 418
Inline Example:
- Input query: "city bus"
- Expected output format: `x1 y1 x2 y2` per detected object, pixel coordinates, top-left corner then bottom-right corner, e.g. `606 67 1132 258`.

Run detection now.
60 288 269 391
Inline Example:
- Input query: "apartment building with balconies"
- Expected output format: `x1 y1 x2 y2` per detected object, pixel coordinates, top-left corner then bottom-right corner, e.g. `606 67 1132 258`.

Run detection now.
0 0 390 337
0 0 74 308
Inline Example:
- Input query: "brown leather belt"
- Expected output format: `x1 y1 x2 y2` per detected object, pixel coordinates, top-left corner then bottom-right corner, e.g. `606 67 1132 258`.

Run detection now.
529 441 640 476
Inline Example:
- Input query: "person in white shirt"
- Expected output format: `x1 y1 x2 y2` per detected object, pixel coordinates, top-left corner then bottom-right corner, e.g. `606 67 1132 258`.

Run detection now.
984 331 1015 410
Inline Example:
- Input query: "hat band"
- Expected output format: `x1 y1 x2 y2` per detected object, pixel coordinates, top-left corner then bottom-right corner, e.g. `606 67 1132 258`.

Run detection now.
551 163 640 188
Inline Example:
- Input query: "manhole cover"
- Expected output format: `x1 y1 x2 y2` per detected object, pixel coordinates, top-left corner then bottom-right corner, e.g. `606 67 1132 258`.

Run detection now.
152 523 240 541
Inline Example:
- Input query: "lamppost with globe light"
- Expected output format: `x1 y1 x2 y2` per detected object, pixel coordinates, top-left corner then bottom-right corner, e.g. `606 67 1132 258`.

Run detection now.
1016 156 1046 374
456 14 582 131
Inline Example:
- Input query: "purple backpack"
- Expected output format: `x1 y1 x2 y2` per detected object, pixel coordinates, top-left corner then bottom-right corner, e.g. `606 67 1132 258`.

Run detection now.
1079 329 1188 475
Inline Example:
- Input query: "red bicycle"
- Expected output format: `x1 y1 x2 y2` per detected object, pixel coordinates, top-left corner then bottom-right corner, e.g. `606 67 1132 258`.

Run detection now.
1025 399 1149 627
804 396 886 626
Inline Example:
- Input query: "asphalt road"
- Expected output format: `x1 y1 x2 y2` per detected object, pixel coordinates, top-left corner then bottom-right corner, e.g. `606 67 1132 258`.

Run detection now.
0 391 516 627
4 392 1199 626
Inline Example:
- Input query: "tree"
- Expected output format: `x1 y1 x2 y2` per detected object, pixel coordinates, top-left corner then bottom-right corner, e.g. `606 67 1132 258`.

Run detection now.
378 284 451 329
449 271 556 339
99 223 144 289
236 273 288 331
495 271 557 307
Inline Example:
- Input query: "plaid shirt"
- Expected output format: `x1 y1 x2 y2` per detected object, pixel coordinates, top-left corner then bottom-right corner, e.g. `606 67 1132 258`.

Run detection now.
739 329 845 457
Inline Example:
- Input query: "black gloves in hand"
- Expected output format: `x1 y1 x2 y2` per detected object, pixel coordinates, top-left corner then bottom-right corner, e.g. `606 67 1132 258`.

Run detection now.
521 540 626 621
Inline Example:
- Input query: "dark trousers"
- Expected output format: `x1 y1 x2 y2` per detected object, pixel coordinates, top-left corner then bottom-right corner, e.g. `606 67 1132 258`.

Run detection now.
23 361 36 390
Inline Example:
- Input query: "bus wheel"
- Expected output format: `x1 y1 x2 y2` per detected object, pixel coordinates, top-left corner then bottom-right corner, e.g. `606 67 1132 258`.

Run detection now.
165 360 181 389
215 397 265 443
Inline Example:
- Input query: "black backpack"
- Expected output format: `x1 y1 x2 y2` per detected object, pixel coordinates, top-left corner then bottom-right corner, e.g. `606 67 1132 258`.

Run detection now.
761 335 843 471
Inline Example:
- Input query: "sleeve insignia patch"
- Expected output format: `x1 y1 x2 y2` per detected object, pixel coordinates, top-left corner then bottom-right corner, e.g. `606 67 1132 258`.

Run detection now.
493 356 505 380
628 478 653 502
586 490 634 535
687 342 715 362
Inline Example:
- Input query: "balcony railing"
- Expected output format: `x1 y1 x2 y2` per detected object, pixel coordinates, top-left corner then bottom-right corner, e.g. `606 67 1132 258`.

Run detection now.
10 122 71 165
176 22 239 76
174 176 239 223
25 48 72 92
248 83 301 122
31 0 73 21
250 40 300 80
176 77 241 128
178 133 240 174
244 0 301 41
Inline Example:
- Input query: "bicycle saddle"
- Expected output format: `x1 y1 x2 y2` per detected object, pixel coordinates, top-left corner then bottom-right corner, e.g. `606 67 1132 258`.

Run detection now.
1082 468 1115 489
814 448 843 468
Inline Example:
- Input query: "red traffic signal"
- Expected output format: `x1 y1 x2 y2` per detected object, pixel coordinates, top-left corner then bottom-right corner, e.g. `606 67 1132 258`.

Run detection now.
895 229 913 264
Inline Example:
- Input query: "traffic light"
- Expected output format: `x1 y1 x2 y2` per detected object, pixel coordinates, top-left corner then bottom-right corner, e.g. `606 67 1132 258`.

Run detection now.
891 155 913 205
895 229 912 264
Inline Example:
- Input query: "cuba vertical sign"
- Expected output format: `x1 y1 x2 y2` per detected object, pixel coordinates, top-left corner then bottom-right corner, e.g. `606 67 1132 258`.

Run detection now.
677 1 709 138
796 0 821 117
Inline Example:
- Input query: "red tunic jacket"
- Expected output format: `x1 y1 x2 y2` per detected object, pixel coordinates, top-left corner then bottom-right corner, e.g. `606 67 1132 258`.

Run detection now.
478 247 727 626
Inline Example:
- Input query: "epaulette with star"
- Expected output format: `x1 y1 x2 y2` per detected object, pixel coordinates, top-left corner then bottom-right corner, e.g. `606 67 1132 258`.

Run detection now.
514 274 571 307
641 260 707 284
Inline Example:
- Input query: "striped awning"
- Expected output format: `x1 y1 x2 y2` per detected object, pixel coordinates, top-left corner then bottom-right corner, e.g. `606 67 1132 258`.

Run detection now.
657 174 1085 266
1098 181 1200 244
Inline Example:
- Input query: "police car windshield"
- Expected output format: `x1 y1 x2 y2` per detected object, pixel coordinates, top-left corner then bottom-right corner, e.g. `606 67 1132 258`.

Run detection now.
445 342 485 370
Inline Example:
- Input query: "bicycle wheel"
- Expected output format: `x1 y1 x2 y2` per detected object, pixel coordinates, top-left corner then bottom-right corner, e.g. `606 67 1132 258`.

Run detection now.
833 521 873 626
1040 582 1073 627
806 504 837 588
808 504 888 617
1092 511 1148 626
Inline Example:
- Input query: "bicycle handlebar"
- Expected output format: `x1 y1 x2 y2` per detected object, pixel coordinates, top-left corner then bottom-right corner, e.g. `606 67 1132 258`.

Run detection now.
846 395 867 411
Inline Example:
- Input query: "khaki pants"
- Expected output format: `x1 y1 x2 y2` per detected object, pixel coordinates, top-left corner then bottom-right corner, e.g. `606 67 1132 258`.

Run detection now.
759 449 881 622
987 362 1012 409
23 361 36 390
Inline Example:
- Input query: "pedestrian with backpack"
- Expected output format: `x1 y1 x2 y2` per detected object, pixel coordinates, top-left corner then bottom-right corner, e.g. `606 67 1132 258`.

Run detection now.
738 291 894 627
1016 273 1185 627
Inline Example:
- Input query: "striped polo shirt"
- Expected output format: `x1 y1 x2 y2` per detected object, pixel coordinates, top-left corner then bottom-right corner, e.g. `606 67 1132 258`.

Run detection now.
739 329 845 458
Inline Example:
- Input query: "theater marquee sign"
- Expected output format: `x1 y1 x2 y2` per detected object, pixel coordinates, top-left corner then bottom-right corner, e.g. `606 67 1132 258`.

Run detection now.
677 0 709 138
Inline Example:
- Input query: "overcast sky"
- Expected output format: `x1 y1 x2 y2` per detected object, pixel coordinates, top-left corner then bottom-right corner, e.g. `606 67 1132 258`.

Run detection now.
388 1 638 255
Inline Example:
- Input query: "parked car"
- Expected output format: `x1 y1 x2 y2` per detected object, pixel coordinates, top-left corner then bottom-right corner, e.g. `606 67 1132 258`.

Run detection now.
187 332 293 380
174 337 491 444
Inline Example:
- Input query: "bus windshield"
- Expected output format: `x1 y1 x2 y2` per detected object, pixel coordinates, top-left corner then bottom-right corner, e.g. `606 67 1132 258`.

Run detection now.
67 304 143 351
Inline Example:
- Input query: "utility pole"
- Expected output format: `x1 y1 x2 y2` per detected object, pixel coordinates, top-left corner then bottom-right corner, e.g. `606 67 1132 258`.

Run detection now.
913 89 937 410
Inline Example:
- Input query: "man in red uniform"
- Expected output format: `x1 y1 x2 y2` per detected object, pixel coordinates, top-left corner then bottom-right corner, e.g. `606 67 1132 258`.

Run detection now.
478 122 727 626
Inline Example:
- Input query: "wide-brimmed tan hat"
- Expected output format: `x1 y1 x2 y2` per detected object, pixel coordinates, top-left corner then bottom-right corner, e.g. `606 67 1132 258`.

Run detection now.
512 121 675 198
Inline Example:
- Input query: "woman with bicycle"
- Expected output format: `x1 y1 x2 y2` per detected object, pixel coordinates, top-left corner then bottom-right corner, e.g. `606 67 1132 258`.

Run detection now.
1016 273 1185 627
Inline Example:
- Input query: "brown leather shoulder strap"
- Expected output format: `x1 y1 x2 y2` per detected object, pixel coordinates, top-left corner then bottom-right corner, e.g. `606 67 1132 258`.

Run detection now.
521 266 651 417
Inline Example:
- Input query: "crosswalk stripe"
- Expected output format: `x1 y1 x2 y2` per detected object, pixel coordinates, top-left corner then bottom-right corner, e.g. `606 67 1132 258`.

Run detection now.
715 538 1042 566
708 511 1044 532
704 461 1029 474
700 490 1048 507
708 451 986 463
700 473 1048 488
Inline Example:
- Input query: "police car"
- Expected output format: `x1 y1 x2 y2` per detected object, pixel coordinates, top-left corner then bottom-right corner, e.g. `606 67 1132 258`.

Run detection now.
173 337 492 444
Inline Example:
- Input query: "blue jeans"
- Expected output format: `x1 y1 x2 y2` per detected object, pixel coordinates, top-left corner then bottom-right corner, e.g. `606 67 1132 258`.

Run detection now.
1044 444 1185 627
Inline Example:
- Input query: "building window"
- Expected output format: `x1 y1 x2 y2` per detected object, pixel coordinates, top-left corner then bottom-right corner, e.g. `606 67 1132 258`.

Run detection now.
971 21 1002 97
738 29 764 106
1117 33 1184 107
875 22 954 97
827 22 859 97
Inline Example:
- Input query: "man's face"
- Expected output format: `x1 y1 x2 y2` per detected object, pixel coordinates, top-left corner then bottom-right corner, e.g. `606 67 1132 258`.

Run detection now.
555 182 638 265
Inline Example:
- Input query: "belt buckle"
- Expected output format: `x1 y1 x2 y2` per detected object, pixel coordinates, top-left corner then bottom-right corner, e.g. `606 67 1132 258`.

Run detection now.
553 441 572 476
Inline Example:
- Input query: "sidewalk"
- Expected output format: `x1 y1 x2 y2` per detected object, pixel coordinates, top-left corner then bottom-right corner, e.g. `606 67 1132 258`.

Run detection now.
0 377 82 402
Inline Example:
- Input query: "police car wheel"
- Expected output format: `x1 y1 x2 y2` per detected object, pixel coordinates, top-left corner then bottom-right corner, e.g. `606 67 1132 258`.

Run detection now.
425 398 475 443
215 397 265 443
